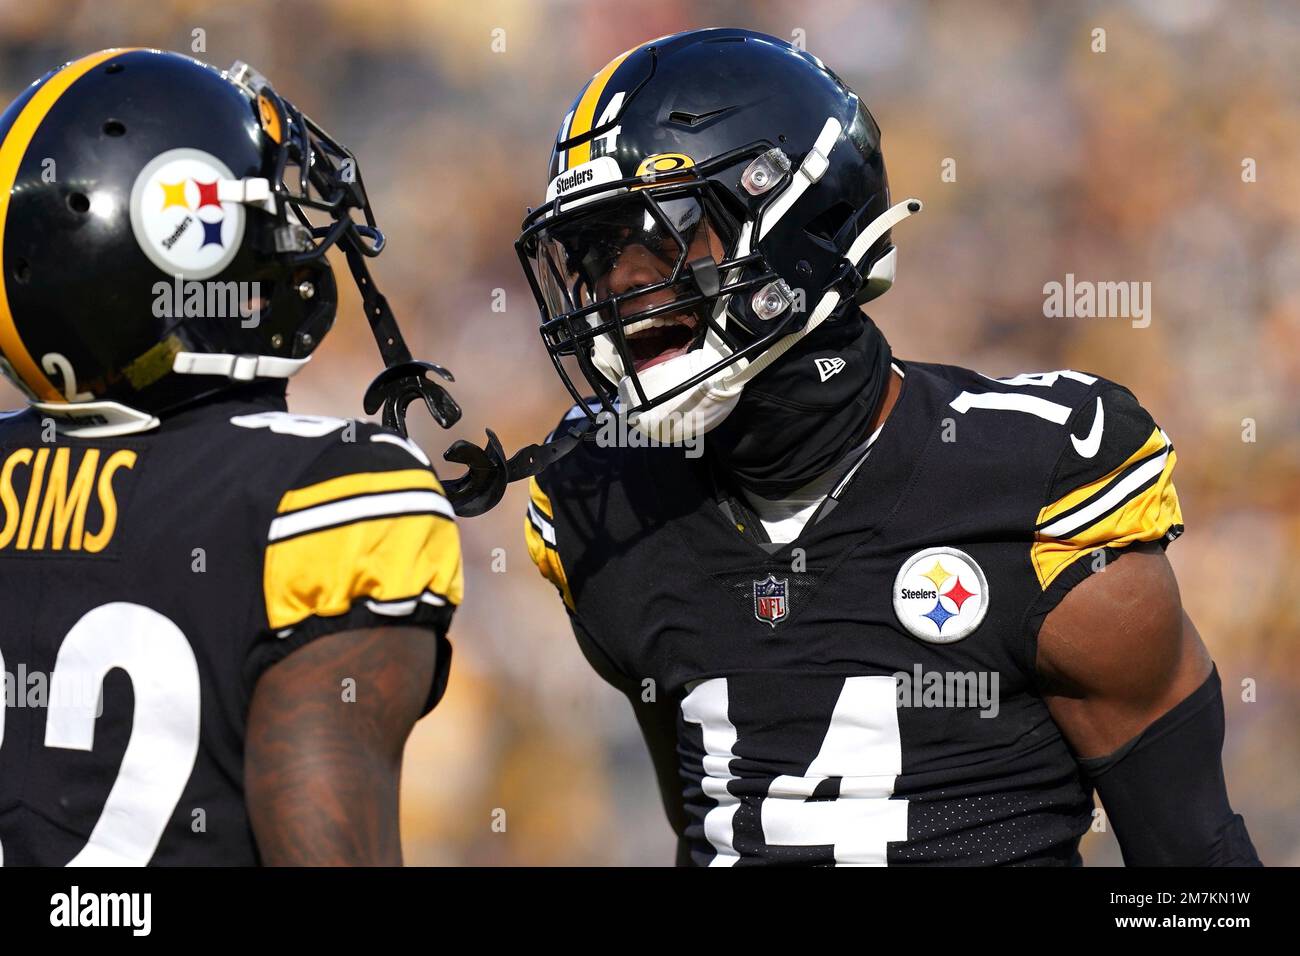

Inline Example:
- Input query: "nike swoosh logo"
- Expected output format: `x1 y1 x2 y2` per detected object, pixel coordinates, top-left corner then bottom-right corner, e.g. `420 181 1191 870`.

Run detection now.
1071 397 1105 458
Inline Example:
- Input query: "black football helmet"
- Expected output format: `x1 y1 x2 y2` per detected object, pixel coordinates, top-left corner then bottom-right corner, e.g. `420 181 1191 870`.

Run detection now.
443 28 920 515
0 48 457 437
518 28 920 430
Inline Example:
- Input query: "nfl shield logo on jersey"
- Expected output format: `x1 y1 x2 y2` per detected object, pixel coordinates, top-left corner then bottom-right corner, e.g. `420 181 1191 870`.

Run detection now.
753 574 789 627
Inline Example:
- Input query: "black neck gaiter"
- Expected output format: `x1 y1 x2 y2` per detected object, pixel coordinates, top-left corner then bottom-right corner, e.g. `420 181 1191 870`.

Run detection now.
707 318 892 498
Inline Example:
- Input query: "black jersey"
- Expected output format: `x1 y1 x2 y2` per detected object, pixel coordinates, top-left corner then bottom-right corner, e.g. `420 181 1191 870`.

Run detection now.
526 361 1182 866
0 391 462 866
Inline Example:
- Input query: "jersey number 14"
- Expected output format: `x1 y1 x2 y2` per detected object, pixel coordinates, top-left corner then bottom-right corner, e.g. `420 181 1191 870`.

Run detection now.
682 675 907 865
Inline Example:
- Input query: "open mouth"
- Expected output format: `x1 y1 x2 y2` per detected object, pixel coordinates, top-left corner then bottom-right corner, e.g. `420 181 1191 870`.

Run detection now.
622 312 701 373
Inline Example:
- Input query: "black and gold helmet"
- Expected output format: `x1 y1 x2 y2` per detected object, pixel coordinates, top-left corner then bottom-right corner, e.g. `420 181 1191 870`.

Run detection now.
440 28 922 517
516 28 921 439
0 48 456 437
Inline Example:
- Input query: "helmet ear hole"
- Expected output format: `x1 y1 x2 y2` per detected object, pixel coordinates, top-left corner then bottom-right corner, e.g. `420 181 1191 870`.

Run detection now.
66 193 90 214
102 119 126 137
12 259 31 285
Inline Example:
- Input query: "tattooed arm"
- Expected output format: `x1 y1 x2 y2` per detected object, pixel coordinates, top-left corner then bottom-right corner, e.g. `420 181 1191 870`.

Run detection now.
245 627 437 866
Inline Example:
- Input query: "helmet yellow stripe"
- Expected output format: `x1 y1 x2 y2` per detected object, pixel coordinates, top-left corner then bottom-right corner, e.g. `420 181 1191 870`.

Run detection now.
564 46 636 170
0 48 138 402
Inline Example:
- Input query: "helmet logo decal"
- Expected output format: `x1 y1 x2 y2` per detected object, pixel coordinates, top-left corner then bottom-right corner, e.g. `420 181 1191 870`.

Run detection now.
545 156 622 209
129 148 245 280
893 547 989 644
634 152 694 179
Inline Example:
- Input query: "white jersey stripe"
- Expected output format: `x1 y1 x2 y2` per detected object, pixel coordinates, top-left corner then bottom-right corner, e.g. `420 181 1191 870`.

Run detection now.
528 500 557 546
1038 443 1171 539
269 490 453 541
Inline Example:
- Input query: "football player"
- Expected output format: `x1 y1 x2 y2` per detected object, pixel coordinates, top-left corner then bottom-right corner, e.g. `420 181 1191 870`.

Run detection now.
0 50 462 865
479 29 1261 865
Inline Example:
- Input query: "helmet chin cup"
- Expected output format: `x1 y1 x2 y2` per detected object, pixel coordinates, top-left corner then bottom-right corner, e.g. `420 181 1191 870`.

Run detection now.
618 340 746 444
363 360 462 437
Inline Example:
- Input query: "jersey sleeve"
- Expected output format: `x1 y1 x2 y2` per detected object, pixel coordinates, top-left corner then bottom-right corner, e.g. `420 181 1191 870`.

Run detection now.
524 404 590 611
1030 383 1183 593
249 424 463 709
525 473 574 611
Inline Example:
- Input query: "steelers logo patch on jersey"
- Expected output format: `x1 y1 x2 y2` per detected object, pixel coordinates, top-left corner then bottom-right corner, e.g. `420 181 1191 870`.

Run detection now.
893 547 989 644
129 148 245 279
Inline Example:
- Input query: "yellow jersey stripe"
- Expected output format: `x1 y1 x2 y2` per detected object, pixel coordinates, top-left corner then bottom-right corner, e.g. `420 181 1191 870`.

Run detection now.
1030 450 1182 589
0 49 137 402
564 46 636 169
1036 426 1166 528
525 510 574 611
525 476 573 609
528 473 554 520
269 489 453 542
278 468 441 513
264 510 463 629
1038 437 1171 539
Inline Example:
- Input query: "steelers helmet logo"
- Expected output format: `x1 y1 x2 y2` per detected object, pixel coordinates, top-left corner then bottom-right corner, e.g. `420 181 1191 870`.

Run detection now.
893 547 989 644
129 148 245 279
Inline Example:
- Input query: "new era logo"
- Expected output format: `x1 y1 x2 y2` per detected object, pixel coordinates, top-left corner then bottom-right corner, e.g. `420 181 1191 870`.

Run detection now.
815 357 846 382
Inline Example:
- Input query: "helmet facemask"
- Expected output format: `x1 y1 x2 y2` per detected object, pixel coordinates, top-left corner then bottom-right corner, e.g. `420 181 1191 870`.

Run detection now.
442 29 926 517
232 63 385 266
518 154 800 439
227 62 462 437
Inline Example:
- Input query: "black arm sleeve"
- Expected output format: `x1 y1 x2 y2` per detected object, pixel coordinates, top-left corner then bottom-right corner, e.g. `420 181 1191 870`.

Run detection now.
1078 665 1261 866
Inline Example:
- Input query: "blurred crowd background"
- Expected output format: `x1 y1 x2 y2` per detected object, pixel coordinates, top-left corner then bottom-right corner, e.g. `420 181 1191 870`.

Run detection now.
0 0 1296 865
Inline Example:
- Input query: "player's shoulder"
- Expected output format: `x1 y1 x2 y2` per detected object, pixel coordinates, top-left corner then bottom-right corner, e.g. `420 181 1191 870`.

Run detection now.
532 399 629 499
904 360 1168 483
216 407 446 497
218 411 459 577
232 408 462 660
909 359 1122 425
526 399 641 611
905 361 1181 588
224 409 434 465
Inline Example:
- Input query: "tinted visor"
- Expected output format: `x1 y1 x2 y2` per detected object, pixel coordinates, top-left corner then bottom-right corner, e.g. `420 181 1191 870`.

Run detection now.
533 189 733 306
541 195 710 299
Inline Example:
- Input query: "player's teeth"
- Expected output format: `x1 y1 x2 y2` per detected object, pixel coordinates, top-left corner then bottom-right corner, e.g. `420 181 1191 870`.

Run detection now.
625 315 681 338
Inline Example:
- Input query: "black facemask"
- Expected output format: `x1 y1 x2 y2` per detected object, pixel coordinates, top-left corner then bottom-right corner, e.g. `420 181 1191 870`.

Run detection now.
707 317 892 498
